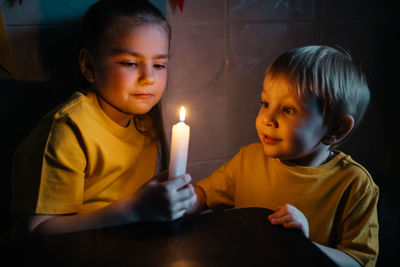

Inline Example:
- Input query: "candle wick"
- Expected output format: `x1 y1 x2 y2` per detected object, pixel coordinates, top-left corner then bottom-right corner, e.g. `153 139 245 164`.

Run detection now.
179 106 186 122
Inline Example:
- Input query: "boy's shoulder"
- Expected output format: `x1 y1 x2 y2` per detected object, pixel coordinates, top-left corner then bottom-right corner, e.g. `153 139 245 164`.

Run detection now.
239 142 264 154
334 150 378 193
231 142 266 162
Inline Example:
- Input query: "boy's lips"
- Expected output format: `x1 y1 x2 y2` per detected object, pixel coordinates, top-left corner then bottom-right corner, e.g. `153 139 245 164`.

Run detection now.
263 134 281 145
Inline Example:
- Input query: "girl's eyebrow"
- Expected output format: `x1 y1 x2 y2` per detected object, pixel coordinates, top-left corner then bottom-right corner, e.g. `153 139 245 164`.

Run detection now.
111 48 168 59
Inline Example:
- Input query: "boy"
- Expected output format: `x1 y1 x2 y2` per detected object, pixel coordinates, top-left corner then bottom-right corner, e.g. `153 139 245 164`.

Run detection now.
188 45 379 267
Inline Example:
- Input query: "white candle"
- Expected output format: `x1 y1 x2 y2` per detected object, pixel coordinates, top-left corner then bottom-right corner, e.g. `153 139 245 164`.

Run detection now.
169 106 190 179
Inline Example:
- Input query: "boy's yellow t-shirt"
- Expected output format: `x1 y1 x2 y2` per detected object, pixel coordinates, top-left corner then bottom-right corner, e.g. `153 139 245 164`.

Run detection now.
197 143 379 267
11 91 158 215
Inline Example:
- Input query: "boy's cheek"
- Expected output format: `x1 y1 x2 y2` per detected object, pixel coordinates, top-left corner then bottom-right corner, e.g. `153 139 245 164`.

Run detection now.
255 116 264 139
255 114 261 131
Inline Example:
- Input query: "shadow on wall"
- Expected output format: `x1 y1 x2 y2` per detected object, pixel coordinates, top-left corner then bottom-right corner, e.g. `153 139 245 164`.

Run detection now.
37 25 82 93
373 4 399 266
0 23 82 235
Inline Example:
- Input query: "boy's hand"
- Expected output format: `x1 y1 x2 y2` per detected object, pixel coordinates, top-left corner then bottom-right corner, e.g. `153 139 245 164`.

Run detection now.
267 204 309 238
130 171 196 222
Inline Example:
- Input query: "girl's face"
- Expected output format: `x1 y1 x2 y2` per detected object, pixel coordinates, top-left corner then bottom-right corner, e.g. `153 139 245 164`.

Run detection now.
255 75 330 166
92 23 169 126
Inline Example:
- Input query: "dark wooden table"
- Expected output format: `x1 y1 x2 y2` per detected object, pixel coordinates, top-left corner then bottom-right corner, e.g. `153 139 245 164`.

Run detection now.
1 208 337 266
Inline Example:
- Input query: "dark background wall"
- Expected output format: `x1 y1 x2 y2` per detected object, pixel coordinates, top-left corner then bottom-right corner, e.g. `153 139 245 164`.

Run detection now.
1 1 398 265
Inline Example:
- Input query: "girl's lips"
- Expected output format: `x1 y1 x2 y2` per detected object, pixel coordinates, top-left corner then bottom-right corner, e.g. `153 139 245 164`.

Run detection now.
133 94 153 99
263 135 281 145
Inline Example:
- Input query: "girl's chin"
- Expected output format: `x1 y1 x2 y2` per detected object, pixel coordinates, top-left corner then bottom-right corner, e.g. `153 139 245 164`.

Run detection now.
130 105 154 115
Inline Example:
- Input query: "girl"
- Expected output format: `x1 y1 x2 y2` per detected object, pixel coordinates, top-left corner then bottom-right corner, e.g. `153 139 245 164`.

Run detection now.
10 0 196 239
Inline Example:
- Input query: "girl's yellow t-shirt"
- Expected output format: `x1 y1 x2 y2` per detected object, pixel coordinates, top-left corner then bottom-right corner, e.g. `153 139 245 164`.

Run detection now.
11 91 158 215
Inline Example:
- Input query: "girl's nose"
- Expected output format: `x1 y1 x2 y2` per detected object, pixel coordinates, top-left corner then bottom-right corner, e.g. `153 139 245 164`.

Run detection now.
139 64 155 85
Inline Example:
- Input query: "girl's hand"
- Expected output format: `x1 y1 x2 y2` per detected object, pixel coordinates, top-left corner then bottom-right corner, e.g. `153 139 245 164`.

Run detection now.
267 204 310 238
129 171 196 222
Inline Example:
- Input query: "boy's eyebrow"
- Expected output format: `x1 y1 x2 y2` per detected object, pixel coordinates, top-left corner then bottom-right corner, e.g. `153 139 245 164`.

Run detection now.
111 48 169 59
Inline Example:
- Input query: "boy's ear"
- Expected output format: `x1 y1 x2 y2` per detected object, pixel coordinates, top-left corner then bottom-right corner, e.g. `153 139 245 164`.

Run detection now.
322 114 354 146
79 48 95 83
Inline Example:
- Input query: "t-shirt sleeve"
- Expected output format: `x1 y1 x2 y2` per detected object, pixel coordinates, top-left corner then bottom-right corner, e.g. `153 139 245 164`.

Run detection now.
196 148 243 210
336 177 379 267
11 116 87 215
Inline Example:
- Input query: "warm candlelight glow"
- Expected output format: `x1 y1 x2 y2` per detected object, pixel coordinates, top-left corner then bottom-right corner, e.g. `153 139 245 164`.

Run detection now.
180 106 186 122
169 106 190 179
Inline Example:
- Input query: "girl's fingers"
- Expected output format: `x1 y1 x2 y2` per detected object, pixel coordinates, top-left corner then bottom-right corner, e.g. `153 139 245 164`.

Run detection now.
170 194 197 219
164 174 191 192
147 170 169 184
171 209 186 221
172 184 195 202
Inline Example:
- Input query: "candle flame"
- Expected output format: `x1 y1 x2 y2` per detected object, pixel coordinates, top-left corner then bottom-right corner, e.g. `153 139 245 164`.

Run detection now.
180 106 186 122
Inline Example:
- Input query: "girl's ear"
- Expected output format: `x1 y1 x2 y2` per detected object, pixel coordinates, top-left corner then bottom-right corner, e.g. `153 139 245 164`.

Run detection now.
79 48 95 83
322 114 354 146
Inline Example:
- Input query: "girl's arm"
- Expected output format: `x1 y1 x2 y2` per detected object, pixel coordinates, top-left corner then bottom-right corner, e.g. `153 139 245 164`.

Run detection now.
13 172 196 238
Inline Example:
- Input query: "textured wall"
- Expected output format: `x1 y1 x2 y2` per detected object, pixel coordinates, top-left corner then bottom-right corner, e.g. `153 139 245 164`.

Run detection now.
1 1 398 265
164 0 396 185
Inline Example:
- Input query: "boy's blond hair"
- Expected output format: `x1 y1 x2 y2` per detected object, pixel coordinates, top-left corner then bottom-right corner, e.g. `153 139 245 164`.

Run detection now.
266 45 370 130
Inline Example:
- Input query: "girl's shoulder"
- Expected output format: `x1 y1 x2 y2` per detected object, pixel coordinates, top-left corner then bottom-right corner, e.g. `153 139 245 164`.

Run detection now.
54 91 95 118
45 91 103 129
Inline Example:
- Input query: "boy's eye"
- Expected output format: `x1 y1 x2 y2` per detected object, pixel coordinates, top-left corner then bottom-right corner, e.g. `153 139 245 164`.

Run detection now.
260 101 269 108
282 107 295 114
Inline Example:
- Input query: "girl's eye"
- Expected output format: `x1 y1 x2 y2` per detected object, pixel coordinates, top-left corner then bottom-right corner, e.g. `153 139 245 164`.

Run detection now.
154 64 167 69
282 107 295 114
120 62 137 67
260 101 269 108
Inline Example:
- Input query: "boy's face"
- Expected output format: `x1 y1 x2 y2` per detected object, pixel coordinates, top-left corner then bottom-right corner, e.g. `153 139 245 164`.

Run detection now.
93 23 169 116
255 75 329 166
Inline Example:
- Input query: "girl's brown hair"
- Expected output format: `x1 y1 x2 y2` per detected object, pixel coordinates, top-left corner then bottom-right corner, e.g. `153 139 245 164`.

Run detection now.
78 0 170 170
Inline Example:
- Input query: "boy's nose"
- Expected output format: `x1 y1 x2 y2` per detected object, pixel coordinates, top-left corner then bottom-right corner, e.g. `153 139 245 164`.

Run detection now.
262 110 278 128
139 65 155 85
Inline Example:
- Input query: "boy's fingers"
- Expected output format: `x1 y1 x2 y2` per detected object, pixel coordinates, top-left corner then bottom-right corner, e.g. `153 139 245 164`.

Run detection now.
269 214 293 225
268 205 287 219
283 221 302 230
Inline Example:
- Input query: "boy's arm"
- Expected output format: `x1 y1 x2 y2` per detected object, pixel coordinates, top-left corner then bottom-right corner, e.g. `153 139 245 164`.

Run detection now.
313 242 361 267
268 204 361 266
